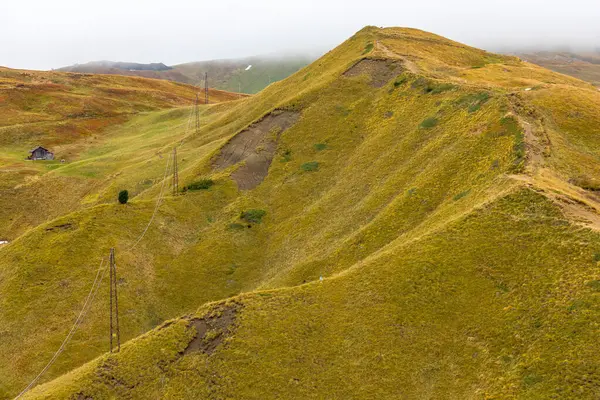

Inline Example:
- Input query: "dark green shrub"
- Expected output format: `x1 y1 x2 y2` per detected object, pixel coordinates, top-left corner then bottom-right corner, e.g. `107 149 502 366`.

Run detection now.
301 161 319 172
118 190 129 204
363 43 374 54
586 280 600 292
468 103 482 113
228 223 245 231
457 92 491 113
411 77 430 91
570 175 600 191
420 117 438 129
280 149 292 163
453 190 470 201
393 76 407 87
241 209 267 224
184 179 214 191
314 143 327 151
430 83 456 94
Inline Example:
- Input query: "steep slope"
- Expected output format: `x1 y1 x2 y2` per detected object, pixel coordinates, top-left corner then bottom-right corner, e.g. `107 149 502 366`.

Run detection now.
2 27 600 399
58 55 315 94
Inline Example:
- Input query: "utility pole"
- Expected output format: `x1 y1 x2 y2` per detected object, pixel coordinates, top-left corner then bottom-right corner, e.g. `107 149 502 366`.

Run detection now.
195 93 200 135
172 147 178 196
109 248 120 353
204 72 209 104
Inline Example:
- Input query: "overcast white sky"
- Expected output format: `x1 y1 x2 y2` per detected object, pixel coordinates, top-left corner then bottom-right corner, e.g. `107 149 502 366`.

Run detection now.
1 0 599 70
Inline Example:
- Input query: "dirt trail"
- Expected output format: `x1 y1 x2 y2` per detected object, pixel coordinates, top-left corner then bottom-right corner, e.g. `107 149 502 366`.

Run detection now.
510 110 600 231
374 41 420 74
212 110 300 190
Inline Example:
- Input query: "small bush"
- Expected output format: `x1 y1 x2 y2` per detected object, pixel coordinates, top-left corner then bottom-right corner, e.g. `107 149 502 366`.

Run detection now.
184 179 214 191
430 83 456 94
468 103 483 113
411 77 430 91
280 149 292 163
301 161 319 172
241 209 267 224
393 76 407 87
118 190 129 204
335 104 351 116
570 175 600 191
228 223 245 231
523 373 542 387
420 117 438 129
363 42 374 54
453 190 471 201
586 280 600 292
314 143 327 151
457 92 491 113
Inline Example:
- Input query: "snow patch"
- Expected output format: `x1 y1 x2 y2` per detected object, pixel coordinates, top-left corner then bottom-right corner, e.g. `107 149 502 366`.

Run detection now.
245 65 252 71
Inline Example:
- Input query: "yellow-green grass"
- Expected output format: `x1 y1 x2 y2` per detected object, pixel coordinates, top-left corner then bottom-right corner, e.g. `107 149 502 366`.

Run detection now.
2 26 600 399
23 188 600 399
0 69 242 239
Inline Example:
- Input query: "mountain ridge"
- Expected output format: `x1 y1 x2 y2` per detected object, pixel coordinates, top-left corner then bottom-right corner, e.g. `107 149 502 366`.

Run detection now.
2 26 600 399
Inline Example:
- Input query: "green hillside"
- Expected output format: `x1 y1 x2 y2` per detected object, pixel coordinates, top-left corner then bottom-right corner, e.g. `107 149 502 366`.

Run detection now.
58 55 315 94
2 26 600 399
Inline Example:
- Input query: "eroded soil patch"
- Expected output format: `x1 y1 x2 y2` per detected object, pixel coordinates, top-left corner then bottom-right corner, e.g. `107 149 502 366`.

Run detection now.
183 303 240 355
212 110 300 190
45 222 75 232
343 58 404 88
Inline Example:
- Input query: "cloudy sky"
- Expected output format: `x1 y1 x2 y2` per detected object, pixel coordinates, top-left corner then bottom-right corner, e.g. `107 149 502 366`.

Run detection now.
2 0 599 70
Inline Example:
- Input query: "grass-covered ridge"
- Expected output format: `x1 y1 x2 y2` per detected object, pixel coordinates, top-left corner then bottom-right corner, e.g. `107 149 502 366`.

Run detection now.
2 26 600 399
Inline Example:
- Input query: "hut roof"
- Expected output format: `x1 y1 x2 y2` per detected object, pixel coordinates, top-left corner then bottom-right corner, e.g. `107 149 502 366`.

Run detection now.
29 146 52 154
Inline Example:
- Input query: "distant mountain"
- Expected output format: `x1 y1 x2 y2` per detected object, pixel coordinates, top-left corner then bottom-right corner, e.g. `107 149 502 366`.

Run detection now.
60 61 173 72
57 55 316 94
512 50 600 86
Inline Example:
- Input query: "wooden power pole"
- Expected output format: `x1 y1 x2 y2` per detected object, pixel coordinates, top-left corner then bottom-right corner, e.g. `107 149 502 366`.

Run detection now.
204 72 209 104
109 248 120 353
172 147 178 196
195 93 200 135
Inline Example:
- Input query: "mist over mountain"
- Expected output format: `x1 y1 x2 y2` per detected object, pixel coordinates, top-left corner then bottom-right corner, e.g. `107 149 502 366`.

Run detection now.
57 54 316 94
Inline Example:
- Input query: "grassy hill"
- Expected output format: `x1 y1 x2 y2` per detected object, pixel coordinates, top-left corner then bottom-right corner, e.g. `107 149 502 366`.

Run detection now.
58 55 315 94
0 68 243 240
2 27 600 399
514 50 600 87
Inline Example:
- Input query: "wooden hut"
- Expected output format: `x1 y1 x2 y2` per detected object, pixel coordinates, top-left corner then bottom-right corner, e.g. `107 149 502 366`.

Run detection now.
28 146 54 160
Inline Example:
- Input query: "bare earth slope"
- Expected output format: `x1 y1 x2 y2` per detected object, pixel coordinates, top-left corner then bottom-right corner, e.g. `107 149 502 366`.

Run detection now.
2 27 600 399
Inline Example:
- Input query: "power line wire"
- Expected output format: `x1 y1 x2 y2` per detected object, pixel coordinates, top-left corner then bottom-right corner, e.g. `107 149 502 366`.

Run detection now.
16 92 198 398
14 258 109 400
